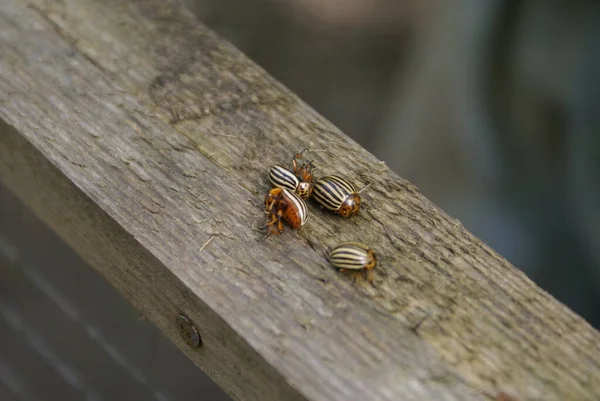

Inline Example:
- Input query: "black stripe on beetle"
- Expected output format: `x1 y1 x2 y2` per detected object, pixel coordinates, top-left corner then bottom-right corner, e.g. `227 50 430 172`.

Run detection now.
269 165 300 192
327 175 357 194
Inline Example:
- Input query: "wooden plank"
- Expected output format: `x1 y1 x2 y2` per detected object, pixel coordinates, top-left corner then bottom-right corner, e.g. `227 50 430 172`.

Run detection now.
0 182 231 401
0 0 598 400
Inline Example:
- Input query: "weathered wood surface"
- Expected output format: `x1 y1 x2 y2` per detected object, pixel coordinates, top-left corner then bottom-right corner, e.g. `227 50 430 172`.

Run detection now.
0 0 598 400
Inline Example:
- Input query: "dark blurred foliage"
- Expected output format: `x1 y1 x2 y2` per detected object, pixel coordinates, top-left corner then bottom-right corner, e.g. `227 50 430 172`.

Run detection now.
179 0 600 327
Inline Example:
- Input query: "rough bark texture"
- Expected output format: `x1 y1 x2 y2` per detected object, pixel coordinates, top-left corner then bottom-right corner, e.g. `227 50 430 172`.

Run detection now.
0 0 598 400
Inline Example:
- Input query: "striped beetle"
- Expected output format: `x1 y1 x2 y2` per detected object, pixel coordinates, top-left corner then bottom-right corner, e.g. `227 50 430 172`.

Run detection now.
268 149 315 199
327 241 377 282
264 187 309 236
312 175 362 217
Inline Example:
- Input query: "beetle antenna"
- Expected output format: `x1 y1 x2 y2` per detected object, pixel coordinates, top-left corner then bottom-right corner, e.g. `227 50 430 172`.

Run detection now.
358 182 372 194
294 148 309 159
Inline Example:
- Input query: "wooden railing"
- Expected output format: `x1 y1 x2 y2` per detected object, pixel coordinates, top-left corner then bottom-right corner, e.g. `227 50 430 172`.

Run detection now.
0 0 599 400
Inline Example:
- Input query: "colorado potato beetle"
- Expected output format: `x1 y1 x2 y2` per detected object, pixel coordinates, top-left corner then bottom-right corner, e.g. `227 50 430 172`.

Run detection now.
264 187 309 236
312 175 361 217
327 241 377 282
268 149 315 199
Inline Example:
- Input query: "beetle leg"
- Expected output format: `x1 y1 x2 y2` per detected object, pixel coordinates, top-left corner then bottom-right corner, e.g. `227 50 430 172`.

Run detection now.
266 210 281 229
263 215 274 239
338 269 366 285
292 156 302 176
265 198 275 214
294 148 308 159
301 160 315 179
365 270 375 286
291 159 297 175
275 209 285 233
265 212 279 227
302 168 314 183
265 227 282 237
292 148 309 176
264 212 283 239
266 209 285 232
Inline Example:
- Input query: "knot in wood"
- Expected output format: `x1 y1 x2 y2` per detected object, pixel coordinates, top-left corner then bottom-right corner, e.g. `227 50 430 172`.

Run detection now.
176 314 202 348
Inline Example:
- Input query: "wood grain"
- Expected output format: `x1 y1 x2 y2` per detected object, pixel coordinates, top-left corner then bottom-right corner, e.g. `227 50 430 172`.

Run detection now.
0 0 598 400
